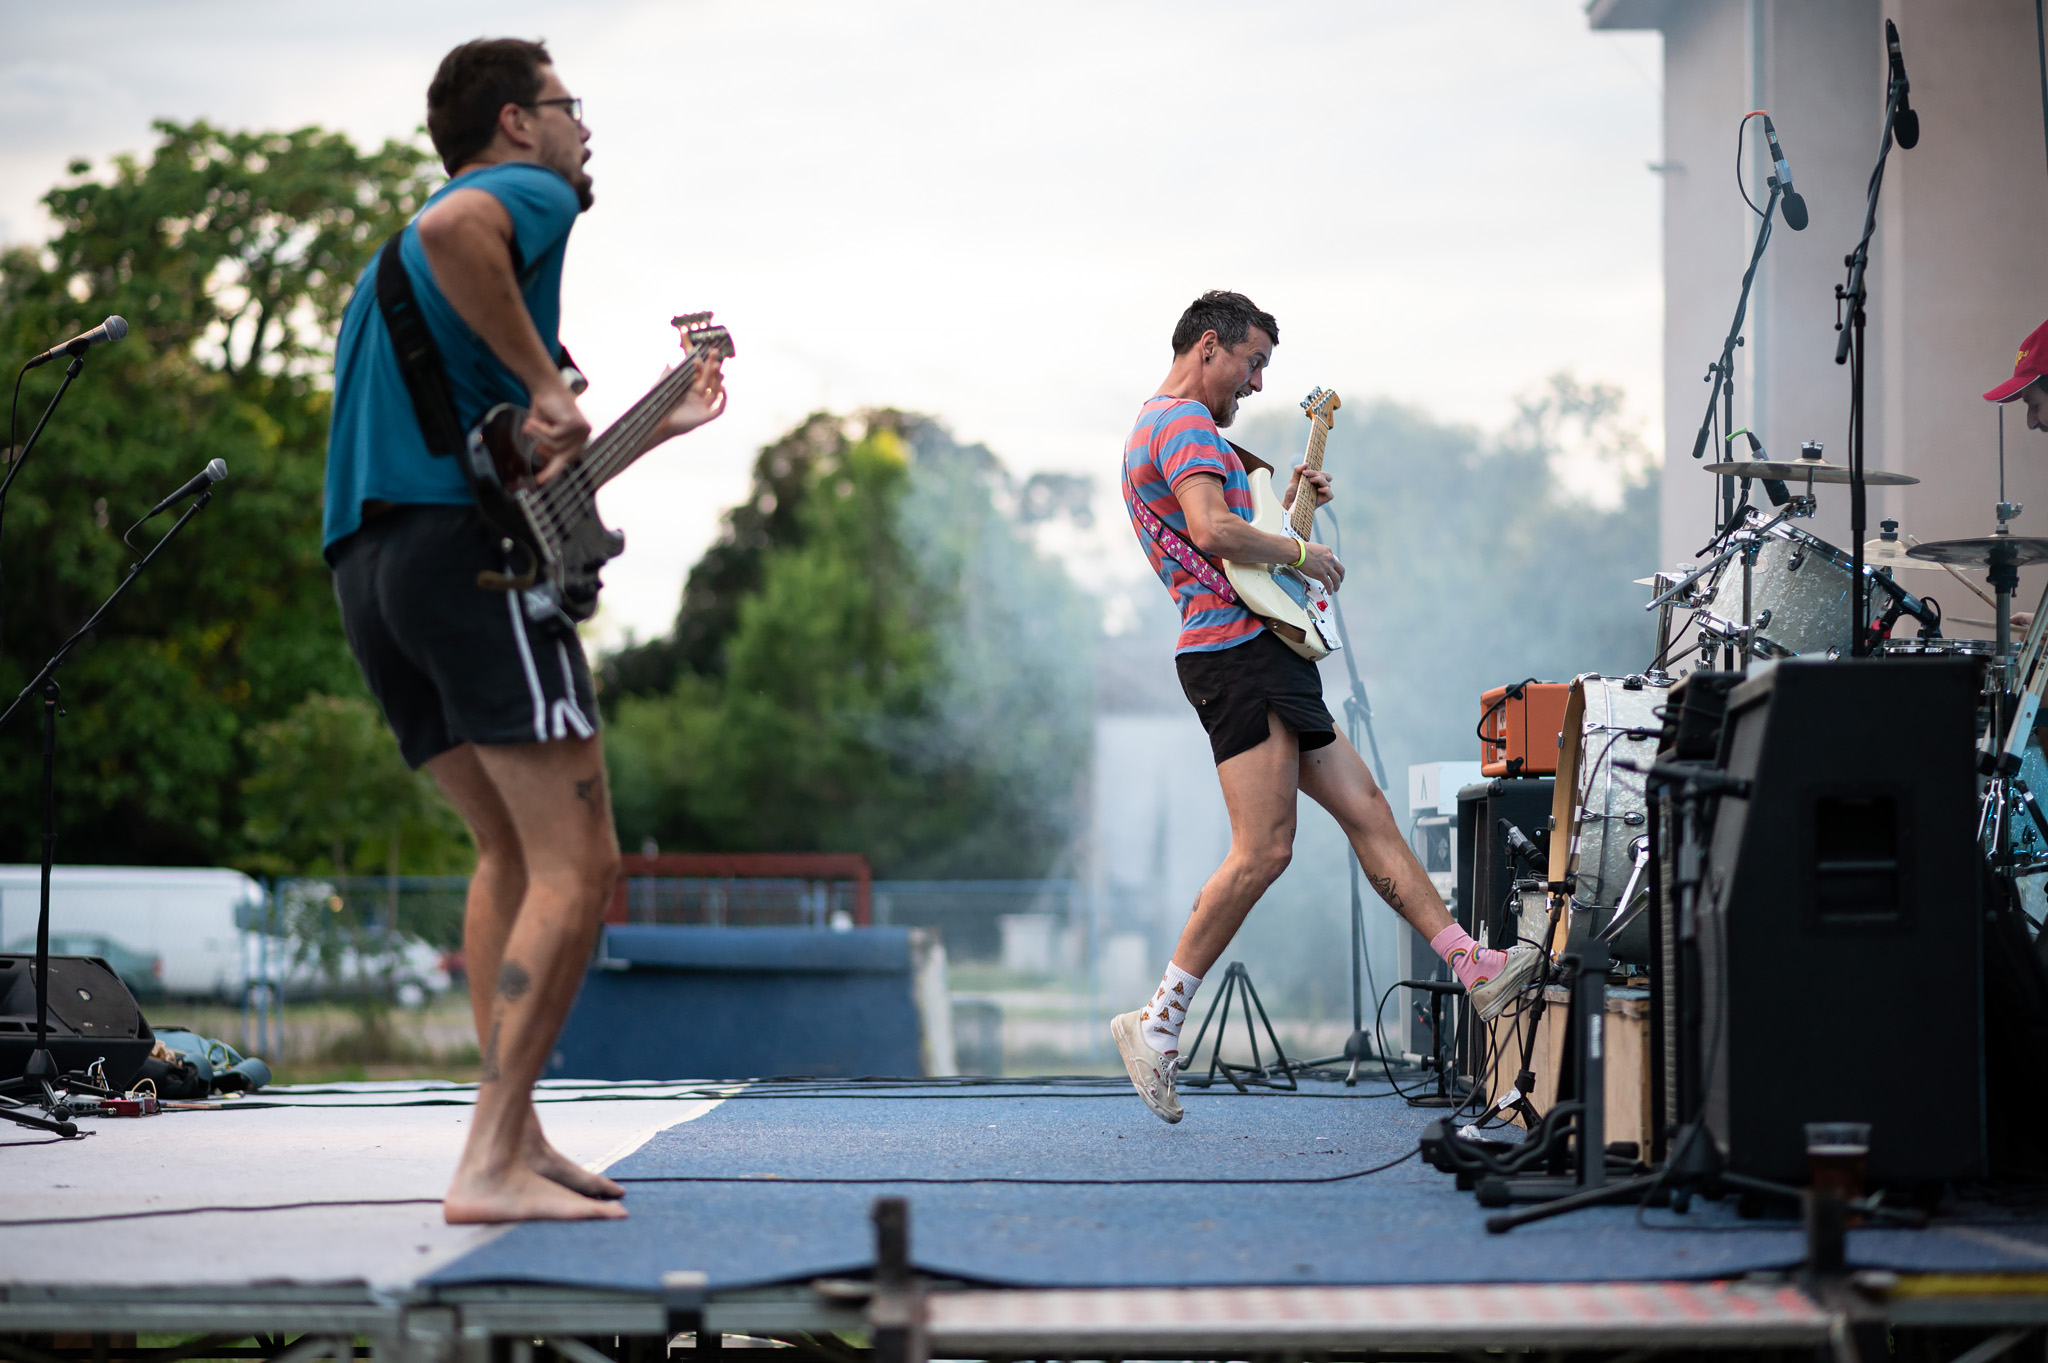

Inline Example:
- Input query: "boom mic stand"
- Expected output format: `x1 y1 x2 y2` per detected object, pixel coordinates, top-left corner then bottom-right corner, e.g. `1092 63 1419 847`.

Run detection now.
2 351 96 664
1835 24 1917 658
1688 180 1785 548
0 480 223 1133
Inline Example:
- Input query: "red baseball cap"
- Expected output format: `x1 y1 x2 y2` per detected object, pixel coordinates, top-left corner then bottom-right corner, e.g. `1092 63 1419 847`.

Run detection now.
1985 318 2048 401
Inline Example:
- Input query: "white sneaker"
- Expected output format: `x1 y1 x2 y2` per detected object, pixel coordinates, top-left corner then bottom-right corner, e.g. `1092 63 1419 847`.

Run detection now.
1111 1009 1183 1124
1467 945 1543 1022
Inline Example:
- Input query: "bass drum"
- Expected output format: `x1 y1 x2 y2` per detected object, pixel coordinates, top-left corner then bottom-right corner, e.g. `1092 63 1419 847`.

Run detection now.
1547 672 1672 967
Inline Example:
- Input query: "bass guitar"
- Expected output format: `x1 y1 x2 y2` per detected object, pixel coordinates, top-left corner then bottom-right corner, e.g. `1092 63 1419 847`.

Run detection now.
1221 386 1342 660
464 311 734 622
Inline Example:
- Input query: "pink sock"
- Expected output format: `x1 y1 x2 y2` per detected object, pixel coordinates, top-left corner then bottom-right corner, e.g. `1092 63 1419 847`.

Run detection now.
1429 924 1509 991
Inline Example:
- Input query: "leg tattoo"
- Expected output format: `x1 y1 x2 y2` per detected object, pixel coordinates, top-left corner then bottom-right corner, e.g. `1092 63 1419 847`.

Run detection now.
479 1019 502 1083
1367 869 1405 913
497 960 532 1003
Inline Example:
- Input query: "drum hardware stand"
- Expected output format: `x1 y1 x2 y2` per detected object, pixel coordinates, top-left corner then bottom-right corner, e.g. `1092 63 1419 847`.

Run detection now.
1646 495 1815 671
0 480 222 1135
1477 758 1750 1234
1175 961 1297 1092
1464 873 1571 1133
1835 23 1918 658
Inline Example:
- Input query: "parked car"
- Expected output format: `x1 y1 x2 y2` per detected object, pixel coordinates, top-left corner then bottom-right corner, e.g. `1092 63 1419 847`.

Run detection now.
0 866 264 1003
2 932 164 1001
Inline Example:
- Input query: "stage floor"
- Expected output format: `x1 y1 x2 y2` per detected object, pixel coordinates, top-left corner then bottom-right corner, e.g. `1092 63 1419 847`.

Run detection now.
10 1076 2048 1353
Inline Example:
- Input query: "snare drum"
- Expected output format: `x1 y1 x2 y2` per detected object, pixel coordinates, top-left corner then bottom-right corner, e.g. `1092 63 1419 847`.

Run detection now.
1879 635 2000 737
1697 523 1855 659
1548 672 1671 966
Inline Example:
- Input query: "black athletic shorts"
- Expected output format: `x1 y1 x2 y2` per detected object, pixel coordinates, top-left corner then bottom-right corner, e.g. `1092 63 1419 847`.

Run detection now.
331 504 598 769
1175 628 1338 766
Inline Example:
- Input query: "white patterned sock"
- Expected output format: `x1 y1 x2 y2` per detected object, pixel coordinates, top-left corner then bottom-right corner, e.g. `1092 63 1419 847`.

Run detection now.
1139 961 1203 1054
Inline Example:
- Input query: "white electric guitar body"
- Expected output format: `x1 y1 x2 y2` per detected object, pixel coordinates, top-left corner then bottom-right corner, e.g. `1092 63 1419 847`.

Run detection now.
1221 386 1343 661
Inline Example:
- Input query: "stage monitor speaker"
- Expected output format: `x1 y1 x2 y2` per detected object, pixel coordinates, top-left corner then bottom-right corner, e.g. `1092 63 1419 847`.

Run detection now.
1455 778 1554 952
1700 658 1983 1185
0 953 156 1092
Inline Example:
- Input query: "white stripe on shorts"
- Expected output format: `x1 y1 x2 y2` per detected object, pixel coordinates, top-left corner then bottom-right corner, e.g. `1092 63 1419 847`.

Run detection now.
505 590 548 742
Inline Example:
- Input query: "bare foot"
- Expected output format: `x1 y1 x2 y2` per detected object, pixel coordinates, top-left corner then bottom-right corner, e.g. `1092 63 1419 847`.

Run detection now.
444 1163 630 1224
525 1124 626 1199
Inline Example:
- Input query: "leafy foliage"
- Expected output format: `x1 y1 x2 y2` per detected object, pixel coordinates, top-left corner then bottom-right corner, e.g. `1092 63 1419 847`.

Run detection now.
240 694 471 877
605 412 1095 878
0 121 437 867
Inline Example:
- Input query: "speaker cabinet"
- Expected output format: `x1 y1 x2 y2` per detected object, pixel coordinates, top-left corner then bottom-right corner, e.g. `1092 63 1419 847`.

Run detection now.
1700 659 1984 1184
0 954 156 1092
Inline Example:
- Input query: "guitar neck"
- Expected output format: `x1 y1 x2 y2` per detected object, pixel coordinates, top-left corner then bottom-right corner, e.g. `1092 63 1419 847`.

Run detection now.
582 352 706 488
1288 417 1331 541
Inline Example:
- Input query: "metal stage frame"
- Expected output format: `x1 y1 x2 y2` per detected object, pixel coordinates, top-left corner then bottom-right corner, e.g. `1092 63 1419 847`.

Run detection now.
10 1271 2048 1361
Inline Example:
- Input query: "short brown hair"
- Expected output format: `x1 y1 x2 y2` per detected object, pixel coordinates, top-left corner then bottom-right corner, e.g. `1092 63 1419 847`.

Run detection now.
1171 290 1279 355
427 38 553 175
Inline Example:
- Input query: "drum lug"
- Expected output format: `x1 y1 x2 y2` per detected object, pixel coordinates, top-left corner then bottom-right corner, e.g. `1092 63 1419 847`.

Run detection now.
1755 608 1773 629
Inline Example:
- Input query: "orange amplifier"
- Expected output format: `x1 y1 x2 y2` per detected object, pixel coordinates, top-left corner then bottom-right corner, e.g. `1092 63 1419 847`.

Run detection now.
1478 680 1570 777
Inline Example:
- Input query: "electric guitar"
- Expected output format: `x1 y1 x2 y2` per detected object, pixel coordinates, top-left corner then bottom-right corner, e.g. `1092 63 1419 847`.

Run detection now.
464 311 734 622
1221 386 1342 660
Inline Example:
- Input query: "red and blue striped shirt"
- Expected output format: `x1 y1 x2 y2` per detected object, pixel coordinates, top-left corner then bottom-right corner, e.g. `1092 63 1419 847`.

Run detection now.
1122 395 1262 655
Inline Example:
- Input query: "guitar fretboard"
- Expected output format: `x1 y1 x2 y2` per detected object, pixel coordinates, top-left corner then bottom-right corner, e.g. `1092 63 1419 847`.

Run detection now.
1288 415 1332 542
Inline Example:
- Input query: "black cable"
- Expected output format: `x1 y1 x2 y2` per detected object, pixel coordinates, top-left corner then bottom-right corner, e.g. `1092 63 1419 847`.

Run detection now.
0 1152 1430 1228
613 1148 1422 1189
2037 0 2048 186
0 1197 442 1229
1737 110 1767 219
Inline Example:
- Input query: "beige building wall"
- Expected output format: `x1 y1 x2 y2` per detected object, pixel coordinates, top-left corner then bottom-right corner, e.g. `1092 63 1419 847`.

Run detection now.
1594 0 2048 638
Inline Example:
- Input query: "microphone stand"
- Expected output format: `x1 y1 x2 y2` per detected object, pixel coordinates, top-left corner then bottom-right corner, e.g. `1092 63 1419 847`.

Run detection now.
1687 181 1784 547
1835 61 1914 658
0 486 220 1134
0 353 92 662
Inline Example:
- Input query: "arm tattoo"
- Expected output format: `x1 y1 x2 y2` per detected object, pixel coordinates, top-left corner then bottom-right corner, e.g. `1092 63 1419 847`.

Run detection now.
1367 870 1405 913
574 776 600 811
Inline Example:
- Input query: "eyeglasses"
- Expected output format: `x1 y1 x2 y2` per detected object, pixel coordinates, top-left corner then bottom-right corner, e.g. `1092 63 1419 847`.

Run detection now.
529 97 583 125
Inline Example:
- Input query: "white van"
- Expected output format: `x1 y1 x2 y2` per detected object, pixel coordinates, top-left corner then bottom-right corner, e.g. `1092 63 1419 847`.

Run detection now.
0 865 267 1003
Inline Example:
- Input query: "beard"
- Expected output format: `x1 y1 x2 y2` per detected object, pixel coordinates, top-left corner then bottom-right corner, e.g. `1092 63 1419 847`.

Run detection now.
1212 391 1244 428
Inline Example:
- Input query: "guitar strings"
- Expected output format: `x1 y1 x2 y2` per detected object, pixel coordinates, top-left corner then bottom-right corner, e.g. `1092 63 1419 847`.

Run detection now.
535 352 706 520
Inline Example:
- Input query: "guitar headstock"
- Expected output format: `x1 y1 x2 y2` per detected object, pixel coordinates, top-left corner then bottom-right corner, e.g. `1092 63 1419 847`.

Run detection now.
1300 386 1342 428
670 310 737 360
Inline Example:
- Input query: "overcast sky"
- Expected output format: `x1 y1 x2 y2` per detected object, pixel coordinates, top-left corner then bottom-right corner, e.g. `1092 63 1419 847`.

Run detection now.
2 1 1663 647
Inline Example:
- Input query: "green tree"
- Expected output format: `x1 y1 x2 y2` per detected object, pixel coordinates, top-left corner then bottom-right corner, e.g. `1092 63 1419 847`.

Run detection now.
605 413 1095 878
240 693 471 879
0 121 437 867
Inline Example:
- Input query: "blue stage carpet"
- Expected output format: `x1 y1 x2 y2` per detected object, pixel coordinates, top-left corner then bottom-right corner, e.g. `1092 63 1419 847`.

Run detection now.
430 1078 2048 1291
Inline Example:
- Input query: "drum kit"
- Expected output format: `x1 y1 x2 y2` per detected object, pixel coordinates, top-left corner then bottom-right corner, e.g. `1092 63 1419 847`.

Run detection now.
1545 439 2048 962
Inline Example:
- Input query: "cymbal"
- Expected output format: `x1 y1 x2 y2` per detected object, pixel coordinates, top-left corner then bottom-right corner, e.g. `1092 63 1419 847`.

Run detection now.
1703 459 1920 486
1863 537 1969 571
1907 535 2048 568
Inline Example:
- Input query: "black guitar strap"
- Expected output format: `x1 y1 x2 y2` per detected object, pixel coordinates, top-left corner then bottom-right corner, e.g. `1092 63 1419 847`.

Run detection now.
373 232 464 457
372 230 583 458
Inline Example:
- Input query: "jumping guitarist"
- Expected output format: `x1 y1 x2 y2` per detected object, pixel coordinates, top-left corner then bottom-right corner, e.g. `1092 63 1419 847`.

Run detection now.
1112 290 1538 1123
321 39 726 1222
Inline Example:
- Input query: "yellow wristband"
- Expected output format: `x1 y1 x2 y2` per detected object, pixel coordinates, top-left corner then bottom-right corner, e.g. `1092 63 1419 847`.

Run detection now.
1291 537 1308 569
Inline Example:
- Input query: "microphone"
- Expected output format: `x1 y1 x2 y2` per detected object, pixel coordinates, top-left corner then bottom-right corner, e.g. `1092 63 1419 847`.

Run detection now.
24 316 128 371
141 459 227 520
1498 818 1544 870
1872 571 1939 633
1886 19 1920 149
1761 116 1809 231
